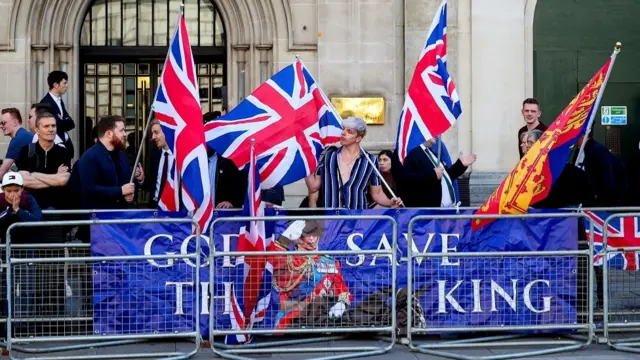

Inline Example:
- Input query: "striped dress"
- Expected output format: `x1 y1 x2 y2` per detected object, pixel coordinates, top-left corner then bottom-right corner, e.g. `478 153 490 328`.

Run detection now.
317 146 381 209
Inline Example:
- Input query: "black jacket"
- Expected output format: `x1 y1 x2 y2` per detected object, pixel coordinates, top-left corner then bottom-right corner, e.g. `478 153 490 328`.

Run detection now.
146 150 247 209
533 164 594 209
40 93 75 158
213 154 247 208
392 147 467 208
582 139 629 207
15 142 71 209
145 148 169 208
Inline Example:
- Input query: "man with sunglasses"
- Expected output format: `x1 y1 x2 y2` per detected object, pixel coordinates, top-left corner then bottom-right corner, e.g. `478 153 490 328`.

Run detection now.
0 108 33 178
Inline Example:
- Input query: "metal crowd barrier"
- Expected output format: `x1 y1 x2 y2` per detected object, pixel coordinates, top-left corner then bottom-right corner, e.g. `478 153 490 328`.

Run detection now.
208 215 398 360
406 212 595 360
602 212 640 354
5 217 202 360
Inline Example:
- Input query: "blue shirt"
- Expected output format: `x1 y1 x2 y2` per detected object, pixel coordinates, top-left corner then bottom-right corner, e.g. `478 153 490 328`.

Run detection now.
6 128 33 160
317 146 381 210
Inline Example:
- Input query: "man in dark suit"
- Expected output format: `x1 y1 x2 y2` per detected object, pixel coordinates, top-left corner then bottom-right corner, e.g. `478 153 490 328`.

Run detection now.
75 115 144 210
40 71 75 158
145 119 175 208
207 145 247 209
393 138 476 208
578 134 629 207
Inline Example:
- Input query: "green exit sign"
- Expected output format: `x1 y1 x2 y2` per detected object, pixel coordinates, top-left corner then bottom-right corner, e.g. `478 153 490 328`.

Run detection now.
601 106 627 125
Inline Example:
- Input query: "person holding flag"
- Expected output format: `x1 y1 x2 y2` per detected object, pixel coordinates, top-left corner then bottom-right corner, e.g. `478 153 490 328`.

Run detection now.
393 138 475 208
472 42 622 230
305 116 403 210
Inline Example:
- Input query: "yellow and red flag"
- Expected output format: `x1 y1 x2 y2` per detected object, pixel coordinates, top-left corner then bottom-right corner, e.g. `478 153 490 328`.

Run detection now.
472 54 617 231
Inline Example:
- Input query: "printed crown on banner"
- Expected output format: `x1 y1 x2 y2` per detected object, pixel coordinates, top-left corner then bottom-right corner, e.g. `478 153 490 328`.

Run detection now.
204 57 343 189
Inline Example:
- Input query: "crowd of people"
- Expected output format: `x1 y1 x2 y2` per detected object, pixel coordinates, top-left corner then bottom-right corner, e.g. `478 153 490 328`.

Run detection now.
517 98 632 209
0 72 636 247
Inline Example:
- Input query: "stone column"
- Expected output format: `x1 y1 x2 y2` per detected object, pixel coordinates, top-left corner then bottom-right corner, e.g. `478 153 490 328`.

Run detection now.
55 45 72 105
32 45 49 100
256 44 272 84
469 0 528 205
233 45 250 104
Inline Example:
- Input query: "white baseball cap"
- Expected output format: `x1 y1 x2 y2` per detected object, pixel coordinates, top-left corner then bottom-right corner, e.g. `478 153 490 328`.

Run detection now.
2 172 23 187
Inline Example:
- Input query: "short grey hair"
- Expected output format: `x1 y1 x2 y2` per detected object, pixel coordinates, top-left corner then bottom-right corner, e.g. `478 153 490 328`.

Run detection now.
342 116 367 137
526 129 543 142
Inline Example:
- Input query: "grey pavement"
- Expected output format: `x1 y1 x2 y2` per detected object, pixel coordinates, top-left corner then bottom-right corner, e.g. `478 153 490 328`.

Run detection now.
4 335 640 360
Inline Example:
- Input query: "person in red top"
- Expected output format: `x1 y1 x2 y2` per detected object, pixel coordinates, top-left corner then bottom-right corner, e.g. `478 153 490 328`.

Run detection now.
517 98 547 158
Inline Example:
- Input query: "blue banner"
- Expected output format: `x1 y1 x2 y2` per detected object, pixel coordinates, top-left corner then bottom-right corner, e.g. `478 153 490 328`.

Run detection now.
91 209 578 336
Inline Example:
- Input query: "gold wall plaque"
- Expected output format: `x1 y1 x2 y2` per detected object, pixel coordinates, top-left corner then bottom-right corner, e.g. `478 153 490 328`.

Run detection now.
330 97 385 125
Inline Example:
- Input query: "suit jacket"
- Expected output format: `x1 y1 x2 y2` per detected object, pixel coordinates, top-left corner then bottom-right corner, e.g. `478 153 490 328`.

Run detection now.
213 154 247 208
40 93 76 139
533 164 594 209
146 151 247 209
582 138 629 207
392 146 467 208
75 141 134 209
145 148 164 208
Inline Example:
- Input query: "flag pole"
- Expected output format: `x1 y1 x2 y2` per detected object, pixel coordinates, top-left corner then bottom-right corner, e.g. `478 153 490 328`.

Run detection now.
129 3 185 183
574 41 622 167
359 146 399 201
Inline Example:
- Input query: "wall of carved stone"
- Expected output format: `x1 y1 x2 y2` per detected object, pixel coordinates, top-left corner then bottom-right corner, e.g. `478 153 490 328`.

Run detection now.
0 0 539 207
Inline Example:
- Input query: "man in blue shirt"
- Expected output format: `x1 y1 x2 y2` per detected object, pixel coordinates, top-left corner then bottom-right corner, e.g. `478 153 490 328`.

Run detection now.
0 108 33 178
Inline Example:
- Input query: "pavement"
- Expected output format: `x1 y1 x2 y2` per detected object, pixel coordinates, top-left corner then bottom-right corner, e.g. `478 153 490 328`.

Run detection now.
4 334 640 360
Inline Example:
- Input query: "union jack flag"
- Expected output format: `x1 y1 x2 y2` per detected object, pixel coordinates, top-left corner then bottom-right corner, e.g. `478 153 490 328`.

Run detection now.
396 0 462 163
227 143 273 344
152 11 212 233
584 211 640 270
204 58 342 189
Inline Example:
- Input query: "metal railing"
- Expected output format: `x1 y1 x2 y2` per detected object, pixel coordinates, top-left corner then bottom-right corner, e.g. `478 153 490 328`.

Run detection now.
602 212 640 353
5 217 202 360
405 212 595 360
208 215 398 360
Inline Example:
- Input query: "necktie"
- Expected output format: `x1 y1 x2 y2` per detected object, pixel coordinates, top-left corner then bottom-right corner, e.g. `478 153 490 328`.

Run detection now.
159 152 169 198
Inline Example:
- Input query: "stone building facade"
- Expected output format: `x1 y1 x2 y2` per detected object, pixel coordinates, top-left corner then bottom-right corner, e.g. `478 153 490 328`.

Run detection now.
0 0 551 206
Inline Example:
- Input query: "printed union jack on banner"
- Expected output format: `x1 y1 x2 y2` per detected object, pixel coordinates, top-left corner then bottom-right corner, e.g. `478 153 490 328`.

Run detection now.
396 0 462 163
584 211 640 271
227 145 273 344
152 11 212 233
204 58 343 189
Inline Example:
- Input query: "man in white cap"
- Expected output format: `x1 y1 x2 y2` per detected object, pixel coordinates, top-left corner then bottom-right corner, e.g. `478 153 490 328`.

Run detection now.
305 116 402 209
0 172 42 225
0 172 42 324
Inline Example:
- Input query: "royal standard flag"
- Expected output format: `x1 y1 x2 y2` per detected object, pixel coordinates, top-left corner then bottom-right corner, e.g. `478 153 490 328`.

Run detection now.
472 55 615 231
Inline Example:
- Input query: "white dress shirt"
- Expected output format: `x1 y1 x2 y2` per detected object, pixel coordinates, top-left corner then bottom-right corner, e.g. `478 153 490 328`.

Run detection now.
49 92 64 118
